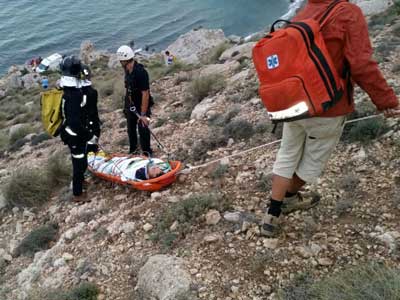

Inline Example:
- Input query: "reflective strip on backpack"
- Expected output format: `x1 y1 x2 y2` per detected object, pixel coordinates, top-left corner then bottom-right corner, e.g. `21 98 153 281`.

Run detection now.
267 102 309 121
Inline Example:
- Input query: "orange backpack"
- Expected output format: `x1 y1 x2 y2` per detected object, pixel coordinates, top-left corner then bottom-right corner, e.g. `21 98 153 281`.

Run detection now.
253 0 348 123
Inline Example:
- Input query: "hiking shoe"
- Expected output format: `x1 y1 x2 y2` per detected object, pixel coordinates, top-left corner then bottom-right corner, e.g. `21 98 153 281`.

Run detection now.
281 192 320 215
260 213 282 237
72 192 91 204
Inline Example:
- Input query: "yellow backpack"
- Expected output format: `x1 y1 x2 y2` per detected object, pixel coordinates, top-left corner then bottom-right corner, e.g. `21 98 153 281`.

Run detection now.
40 89 64 137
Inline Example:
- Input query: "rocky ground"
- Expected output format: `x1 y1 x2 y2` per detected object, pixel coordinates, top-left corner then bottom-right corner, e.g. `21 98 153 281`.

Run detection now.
0 2 400 300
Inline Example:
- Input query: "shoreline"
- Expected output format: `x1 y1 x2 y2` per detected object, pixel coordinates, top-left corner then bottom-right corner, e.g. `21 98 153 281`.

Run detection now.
0 0 298 77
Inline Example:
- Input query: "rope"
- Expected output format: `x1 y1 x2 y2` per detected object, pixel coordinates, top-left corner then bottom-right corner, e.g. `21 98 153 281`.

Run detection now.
183 114 382 172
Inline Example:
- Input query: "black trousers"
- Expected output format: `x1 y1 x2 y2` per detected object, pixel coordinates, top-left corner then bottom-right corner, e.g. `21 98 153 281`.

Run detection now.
126 111 152 155
67 142 88 196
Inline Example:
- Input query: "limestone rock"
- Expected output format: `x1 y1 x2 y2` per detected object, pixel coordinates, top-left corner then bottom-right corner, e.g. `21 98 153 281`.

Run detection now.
7 74 23 89
205 209 221 225
108 54 120 69
136 255 192 300
219 42 255 62
80 40 102 64
224 212 241 223
200 60 240 77
166 28 228 64
191 97 216 120
143 223 153 232
21 73 41 89
351 0 393 16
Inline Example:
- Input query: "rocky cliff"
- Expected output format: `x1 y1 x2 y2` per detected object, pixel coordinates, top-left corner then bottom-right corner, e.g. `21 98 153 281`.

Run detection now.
0 2 400 300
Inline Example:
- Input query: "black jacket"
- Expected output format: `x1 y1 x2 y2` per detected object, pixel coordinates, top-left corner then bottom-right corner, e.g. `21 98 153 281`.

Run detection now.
82 86 101 138
61 87 92 144
124 62 153 114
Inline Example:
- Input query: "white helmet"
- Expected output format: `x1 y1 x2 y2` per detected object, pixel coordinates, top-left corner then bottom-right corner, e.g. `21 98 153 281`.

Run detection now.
116 45 135 61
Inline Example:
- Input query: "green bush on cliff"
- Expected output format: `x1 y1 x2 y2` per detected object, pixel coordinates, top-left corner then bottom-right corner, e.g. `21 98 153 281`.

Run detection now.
278 263 400 300
369 3 400 27
151 193 230 249
3 167 51 208
146 56 194 82
203 42 231 64
187 74 225 105
29 282 99 300
14 223 59 257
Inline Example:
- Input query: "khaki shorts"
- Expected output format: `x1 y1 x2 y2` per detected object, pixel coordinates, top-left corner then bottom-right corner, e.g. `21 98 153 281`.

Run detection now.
273 116 345 183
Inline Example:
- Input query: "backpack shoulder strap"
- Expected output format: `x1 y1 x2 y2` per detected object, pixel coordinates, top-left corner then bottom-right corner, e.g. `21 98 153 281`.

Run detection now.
319 0 349 27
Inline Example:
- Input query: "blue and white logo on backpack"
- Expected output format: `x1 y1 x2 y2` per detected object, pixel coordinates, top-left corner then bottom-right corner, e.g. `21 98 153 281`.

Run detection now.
267 54 279 70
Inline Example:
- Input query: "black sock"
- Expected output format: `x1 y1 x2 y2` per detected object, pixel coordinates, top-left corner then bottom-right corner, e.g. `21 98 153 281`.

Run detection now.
285 191 297 198
268 199 283 217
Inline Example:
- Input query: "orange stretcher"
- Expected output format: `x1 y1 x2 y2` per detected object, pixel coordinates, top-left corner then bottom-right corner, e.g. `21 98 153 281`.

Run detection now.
88 153 182 192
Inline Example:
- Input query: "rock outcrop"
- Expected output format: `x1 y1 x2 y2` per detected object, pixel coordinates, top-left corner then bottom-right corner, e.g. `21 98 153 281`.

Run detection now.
136 255 193 300
166 28 228 64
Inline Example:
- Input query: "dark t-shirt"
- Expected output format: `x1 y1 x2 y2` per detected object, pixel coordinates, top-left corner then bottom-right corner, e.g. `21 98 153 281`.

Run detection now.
124 62 152 113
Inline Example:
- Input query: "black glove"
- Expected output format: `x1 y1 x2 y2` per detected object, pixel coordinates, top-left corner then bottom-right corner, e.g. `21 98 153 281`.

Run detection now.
86 135 99 153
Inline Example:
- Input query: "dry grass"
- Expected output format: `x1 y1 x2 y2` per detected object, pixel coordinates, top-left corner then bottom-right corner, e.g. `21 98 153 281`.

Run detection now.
14 223 58 257
46 151 72 187
151 193 229 249
187 74 226 106
3 167 51 208
28 282 99 300
9 124 34 145
279 263 400 300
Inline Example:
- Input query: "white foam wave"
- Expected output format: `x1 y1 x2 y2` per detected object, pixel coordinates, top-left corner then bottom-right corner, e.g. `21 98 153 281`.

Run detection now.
281 0 307 20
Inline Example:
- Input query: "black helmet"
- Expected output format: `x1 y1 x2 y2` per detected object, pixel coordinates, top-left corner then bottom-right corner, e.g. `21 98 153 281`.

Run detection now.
81 64 91 80
60 55 82 77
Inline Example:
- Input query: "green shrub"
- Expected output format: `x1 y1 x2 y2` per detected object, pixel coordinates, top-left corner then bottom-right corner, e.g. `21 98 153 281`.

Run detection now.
2 102 29 119
254 121 271 134
208 107 240 127
0 131 8 151
14 223 58 257
211 164 229 180
203 42 231 64
63 282 99 300
29 282 99 300
9 125 33 145
8 137 29 152
151 193 229 248
169 110 191 123
97 80 114 97
343 117 389 144
392 23 400 37
187 74 226 105
227 79 259 103
110 77 125 110
31 132 52 146
191 131 227 161
3 168 52 208
147 57 194 82
249 252 273 275
369 4 400 28
47 151 72 187
153 117 167 128
279 263 400 300
223 119 255 140
174 72 192 85
257 173 273 192
0 111 7 122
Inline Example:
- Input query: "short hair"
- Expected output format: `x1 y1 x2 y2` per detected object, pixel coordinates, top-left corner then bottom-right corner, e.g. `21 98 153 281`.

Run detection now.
165 51 170 56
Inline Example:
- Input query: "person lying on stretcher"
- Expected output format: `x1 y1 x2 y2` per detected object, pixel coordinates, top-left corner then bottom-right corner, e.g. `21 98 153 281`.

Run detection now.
87 151 171 181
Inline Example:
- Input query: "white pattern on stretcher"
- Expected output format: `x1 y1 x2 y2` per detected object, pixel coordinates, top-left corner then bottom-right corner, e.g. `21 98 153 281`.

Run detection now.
87 153 171 182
